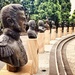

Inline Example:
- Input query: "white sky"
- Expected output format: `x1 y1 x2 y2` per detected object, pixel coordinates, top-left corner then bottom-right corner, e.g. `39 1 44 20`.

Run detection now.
70 0 75 14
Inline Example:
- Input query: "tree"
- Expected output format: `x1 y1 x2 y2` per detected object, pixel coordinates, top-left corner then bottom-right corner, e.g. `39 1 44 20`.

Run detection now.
0 0 21 10
61 2 71 22
71 10 75 21
20 0 71 25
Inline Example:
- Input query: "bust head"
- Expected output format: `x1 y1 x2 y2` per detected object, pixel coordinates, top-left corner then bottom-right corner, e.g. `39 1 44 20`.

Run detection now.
51 21 56 29
45 19 49 24
1 4 26 32
27 20 37 38
64 21 67 27
38 20 44 27
58 22 62 27
28 20 36 30
38 20 46 32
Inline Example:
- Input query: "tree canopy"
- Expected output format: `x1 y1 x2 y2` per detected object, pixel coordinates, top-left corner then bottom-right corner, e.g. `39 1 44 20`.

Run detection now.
0 0 72 25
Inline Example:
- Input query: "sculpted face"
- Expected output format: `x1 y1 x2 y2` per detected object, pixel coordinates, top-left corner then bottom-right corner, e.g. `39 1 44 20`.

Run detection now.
1 4 26 33
28 20 36 30
17 11 26 32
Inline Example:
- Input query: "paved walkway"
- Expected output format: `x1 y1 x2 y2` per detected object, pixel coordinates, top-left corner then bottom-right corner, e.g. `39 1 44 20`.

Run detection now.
34 38 61 75
0 34 75 75
66 38 75 75
34 34 75 75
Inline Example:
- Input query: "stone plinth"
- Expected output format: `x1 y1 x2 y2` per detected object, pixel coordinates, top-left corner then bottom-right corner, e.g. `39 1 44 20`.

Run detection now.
51 29 56 40
27 39 38 74
57 27 62 38
37 32 45 53
63 27 67 36
0 60 32 75
45 30 50 44
74 27 75 33
69 27 72 34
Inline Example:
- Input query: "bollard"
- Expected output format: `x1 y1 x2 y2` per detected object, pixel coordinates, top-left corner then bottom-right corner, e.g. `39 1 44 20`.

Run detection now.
45 30 50 44
0 60 33 75
69 27 72 34
74 27 75 33
20 36 28 46
21 36 39 74
63 27 67 36
51 28 56 40
37 32 45 53
57 27 62 38
27 39 39 74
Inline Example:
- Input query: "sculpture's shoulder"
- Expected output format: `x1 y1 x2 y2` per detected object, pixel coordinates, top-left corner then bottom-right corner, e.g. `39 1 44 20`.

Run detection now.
27 29 37 38
38 26 46 32
0 34 9 46
0 34 14 57
45 23 50 29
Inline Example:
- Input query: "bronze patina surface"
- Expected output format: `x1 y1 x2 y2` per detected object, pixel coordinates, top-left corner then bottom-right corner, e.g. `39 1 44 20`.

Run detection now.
0 4 28 71
38 20 46 32
27 20 37 38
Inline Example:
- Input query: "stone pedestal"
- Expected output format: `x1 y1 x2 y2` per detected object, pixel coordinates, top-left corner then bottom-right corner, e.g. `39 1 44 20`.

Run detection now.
27 39 38 74
45 30 50 44
69 27 72 34
57 27 62 38
20 36 28 47
74 27 75 33
63 27 67 36
21 36 38 74
37 32 45 53
0 60 32 75
51 29 56 40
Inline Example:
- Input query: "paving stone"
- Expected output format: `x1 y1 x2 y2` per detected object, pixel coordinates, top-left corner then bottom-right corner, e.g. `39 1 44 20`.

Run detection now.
50 40 58 45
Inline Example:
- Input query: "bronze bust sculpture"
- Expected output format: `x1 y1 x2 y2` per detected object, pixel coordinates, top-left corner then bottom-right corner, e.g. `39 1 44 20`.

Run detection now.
45 19 50 30
58 22 62 27
64 21 67 27
0 4 28 71
51 21 56 29
38 20 46 32
27 20 37 38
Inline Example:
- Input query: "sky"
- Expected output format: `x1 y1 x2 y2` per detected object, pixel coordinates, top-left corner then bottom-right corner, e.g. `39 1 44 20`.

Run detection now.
70 0 75 14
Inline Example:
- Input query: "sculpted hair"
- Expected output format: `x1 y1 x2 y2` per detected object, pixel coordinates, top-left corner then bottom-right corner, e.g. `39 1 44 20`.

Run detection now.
28 20 36 27
38 20 44 26
1 4 24 28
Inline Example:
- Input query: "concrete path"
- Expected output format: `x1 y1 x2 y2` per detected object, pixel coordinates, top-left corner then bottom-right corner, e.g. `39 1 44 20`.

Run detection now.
34 34 74 75
34 38 61 75
0 33 74 75
66 38 75 75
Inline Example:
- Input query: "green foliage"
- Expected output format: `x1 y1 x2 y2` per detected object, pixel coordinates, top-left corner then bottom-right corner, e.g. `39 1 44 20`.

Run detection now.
71 10 75 23
30 14 39 21
0 0 21 10
28 0 71 25
0 0 71 24
60 1 71 22
55 11 62 22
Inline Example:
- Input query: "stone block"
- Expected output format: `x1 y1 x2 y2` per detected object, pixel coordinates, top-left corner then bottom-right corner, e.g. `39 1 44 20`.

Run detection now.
51 29 56 40
69 27 72 34
26 39 39 74
63 27 67 36
37 33 45 53
0 60 32 75
45 30 50 44
58 27 62 38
